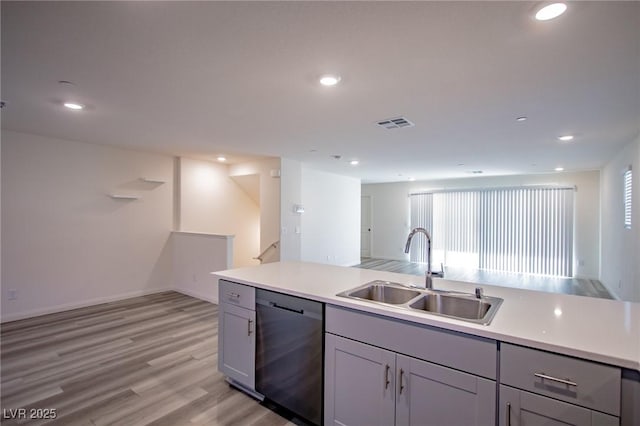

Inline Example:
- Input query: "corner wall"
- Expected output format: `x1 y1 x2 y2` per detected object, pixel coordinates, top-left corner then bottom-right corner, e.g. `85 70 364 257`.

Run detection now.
177 157 261 268
601 135 640 302
279 158 302 261
301 167 361 267
229 158 281 263
1 130 174 321
172 231 232 303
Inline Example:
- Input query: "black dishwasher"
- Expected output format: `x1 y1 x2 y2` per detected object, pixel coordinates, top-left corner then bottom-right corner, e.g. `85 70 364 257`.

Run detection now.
255 289 323 426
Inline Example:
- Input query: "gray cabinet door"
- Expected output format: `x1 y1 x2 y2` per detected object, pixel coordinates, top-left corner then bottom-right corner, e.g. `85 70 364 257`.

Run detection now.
396 354 496 426
499 385 619 426
325 333 396 426
218 302 256 389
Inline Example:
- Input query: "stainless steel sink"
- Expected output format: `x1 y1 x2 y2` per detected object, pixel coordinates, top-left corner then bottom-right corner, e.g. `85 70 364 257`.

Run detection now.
409 293 490 319
337 280 503 325
338 281 421 304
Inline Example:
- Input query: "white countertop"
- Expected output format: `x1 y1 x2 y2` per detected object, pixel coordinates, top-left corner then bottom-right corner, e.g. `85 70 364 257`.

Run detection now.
213 261 640 371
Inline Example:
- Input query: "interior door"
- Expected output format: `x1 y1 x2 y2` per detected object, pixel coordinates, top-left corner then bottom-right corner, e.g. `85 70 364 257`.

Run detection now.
361 195 372 258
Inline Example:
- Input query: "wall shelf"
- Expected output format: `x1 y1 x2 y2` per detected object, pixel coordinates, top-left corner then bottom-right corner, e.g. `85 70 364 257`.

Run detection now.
140 177 166 184
109 194 140 200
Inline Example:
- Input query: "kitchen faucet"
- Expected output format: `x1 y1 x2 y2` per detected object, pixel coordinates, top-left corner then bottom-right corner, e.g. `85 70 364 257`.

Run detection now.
404 227 435 289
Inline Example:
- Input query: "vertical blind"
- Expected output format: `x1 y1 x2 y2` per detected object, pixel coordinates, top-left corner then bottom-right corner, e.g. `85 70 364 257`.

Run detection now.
409 193 432 263
624 167 632 229
410 187 574 277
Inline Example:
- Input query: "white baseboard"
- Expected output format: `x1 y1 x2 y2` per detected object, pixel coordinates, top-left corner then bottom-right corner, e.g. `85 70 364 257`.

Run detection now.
0 287 173 323
174 287 218 304
366 254 408 262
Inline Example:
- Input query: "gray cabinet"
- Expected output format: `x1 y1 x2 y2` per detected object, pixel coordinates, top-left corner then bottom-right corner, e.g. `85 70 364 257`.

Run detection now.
218 280 256 392
325 333 395 426
396 353 495 426
499 385 618 426
499 343 621 426
325 333 496 426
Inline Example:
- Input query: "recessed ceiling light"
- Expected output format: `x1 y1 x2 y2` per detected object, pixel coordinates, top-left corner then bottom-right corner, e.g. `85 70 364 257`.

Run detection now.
350 160 359 166
558 135 574 142
555 167 564 171
516 116 527 122
319 74 341 86
217 156 227 162
535 3 567 21
63 102 84 110
408 177 416 181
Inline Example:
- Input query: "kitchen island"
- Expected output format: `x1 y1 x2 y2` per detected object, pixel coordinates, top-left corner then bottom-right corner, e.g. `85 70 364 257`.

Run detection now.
213 261 640 426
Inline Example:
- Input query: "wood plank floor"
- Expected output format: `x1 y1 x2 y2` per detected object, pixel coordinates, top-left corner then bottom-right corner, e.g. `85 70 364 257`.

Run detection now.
354 258 613 299
0 292 295 426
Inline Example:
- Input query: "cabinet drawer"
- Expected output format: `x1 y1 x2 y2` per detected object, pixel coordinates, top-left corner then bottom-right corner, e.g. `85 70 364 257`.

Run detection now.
500 343 621 416
326 305 497 379
219 280 255 309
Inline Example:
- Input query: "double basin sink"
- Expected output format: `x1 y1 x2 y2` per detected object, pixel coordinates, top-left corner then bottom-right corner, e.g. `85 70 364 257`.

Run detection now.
337 280 503 325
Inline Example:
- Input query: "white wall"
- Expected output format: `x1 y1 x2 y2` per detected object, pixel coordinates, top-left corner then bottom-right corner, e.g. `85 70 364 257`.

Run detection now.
178 157 260 268
601 136 640 302
301 167 361 267
229 158 281 263
1 130 174 321
279 158 302 261
172 231 232 303
362 171 601 279
1 131 283 320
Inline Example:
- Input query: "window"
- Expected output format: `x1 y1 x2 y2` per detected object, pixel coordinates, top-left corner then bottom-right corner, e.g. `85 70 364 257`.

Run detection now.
410 186 575 277
624 167 632 229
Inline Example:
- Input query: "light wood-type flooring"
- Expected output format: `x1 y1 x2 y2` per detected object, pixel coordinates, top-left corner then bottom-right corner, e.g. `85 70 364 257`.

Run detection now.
354 258 613 299
0 292 295 426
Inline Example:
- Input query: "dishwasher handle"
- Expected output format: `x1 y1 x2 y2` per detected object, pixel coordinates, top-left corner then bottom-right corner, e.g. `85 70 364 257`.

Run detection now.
270 302 304 315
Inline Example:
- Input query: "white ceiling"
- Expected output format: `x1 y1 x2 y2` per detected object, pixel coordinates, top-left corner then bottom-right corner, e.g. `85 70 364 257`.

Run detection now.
2 1 639 183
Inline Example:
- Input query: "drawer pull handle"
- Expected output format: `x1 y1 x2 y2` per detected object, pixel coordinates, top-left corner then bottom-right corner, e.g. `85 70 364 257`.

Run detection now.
534 372 577 387
384 364 390 390
506 402 511 426
247 319 253 336
229 292 240 299
399 368 405 395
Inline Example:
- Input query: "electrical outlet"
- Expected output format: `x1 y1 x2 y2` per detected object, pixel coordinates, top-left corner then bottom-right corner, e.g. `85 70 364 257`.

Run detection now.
8 289 17 300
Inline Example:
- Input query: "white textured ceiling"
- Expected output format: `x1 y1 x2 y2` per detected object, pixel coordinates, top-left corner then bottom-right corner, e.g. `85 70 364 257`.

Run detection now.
2 1 639 183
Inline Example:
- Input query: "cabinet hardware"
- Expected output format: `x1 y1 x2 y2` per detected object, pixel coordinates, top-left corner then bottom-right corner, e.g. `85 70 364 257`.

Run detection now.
506 402 511 426
229 292 240 299
248 319 253 336
271 302 304 315
384 364 390 390
534 372 577 387
399 368 405 394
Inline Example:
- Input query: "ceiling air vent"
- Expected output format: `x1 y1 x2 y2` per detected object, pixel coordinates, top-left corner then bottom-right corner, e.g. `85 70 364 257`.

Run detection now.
377 117 415 129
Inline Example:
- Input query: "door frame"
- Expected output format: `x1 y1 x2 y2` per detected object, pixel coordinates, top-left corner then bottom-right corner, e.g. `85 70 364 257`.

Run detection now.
361 195 372 258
